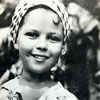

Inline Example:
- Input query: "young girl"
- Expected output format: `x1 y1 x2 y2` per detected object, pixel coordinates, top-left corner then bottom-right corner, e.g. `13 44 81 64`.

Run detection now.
0 0 77 100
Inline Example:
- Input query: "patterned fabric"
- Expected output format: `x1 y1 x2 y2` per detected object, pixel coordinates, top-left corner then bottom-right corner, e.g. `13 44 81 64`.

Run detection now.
1 77 77 100
1 77 22 100
39 82 77 100
7 91 22 100
10 0 70 43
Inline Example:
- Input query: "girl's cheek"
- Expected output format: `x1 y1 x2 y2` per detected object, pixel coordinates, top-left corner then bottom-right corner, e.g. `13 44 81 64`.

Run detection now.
49 44 62 53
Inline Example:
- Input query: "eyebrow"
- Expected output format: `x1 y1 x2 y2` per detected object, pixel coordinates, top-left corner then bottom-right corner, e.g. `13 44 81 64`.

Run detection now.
48 32 63 37
24 29 39 34
32 30 39 33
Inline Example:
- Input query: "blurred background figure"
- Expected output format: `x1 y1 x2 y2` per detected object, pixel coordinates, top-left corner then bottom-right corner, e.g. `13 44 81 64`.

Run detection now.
63 1 100 100
65 2 100 100
0 0 21 85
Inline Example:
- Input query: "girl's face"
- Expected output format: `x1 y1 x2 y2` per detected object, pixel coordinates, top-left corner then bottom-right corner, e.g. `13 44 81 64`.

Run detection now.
16 8 64 74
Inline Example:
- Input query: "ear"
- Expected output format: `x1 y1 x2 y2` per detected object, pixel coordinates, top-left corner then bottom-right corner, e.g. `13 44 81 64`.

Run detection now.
61 42 67 55
14 42 19 50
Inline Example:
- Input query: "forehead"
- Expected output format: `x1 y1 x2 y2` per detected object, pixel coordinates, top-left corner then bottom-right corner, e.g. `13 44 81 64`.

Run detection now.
25 8 60 23
20 8 63 31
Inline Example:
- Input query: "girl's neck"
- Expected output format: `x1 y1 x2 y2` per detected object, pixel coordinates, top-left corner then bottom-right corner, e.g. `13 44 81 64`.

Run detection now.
19 69 55 88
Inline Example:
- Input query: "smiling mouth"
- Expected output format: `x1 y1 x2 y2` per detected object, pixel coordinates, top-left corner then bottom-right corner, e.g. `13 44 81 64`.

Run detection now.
31 54 49 62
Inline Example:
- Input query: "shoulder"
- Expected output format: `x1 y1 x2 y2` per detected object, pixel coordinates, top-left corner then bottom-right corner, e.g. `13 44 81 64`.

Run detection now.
60 88 78 100
0 88 9 100
54 82 78 100
1 76 20 91
42 82 78 100
0 77 20 100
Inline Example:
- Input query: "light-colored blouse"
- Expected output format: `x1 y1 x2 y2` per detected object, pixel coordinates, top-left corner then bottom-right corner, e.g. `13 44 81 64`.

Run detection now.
1 76 78 100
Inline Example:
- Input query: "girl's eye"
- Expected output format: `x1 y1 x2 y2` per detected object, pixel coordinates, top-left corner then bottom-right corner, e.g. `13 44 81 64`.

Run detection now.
47 35 61 42
25 32 39 39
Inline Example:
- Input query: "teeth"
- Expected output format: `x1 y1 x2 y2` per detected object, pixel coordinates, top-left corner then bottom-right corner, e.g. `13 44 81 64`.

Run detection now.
35 56 45 59
34 55 46 61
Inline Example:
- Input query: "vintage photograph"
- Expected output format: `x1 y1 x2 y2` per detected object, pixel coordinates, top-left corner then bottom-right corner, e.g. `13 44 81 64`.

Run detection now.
0 0 100 100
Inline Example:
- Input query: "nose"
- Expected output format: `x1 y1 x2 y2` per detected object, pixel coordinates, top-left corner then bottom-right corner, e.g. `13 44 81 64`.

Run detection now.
36 38 47 52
